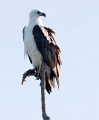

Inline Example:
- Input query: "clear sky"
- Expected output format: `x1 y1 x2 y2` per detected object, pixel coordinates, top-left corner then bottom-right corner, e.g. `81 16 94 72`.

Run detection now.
0 0 99 120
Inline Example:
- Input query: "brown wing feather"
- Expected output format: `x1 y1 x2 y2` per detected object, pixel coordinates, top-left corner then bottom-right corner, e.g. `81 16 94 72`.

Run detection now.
33 25 62 93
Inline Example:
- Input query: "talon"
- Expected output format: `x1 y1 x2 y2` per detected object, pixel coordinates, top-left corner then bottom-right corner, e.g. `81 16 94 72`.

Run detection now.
36 76 40 80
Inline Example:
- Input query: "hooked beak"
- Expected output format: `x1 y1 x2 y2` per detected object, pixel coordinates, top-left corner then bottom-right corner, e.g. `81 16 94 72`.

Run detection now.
40 12 46 17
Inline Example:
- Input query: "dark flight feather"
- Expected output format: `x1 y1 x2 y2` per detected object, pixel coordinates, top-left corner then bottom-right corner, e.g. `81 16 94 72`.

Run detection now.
33 25 62 93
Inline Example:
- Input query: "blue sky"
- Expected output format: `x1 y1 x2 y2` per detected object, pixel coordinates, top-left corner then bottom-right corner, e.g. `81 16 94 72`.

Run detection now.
0 0 99 120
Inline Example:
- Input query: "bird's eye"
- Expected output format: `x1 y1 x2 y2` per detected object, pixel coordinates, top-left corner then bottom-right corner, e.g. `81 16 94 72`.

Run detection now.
37 11 40 14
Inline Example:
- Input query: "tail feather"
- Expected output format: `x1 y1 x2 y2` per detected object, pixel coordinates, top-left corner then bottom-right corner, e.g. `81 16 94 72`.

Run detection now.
45 72 52 94
44 64 60 94
48 78 55 88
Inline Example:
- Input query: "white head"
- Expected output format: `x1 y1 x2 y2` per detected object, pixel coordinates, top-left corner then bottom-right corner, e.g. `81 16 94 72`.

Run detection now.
29 9 46 20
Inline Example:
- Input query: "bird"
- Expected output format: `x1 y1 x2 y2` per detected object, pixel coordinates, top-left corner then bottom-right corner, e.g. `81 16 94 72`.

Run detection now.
22 9 62 94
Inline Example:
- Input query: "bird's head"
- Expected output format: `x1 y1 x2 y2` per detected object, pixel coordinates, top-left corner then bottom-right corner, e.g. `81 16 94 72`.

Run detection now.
29 9 46 20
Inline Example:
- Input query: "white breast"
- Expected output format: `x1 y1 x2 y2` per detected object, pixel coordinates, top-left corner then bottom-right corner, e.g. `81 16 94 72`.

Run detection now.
24 27 42 67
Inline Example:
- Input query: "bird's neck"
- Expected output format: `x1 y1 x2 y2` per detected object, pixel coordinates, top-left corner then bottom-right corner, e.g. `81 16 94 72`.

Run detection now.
28 17 43 27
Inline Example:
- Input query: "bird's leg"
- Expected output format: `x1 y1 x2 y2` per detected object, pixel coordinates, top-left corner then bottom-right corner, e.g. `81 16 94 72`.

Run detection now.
36 67 41 80
22 68 37 85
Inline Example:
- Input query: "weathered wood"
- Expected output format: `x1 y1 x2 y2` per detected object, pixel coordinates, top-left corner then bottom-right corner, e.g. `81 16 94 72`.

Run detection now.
40 64 50 120
22 68 37 85
22 65 50 120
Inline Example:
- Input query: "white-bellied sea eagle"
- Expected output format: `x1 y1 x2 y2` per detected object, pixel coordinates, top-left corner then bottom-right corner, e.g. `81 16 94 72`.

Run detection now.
23 9 62 94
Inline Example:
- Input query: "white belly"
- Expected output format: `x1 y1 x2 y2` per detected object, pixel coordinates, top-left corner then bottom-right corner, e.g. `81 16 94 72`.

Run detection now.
24 28 42 67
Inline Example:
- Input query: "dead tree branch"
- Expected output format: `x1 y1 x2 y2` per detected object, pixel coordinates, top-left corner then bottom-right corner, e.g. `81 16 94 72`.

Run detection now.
22 65 50 120
40 64 50 120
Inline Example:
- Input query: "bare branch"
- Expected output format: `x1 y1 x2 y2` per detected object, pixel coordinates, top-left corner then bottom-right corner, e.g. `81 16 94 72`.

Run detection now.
22 65 50 120
22 68 37 85
40 65 50 120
